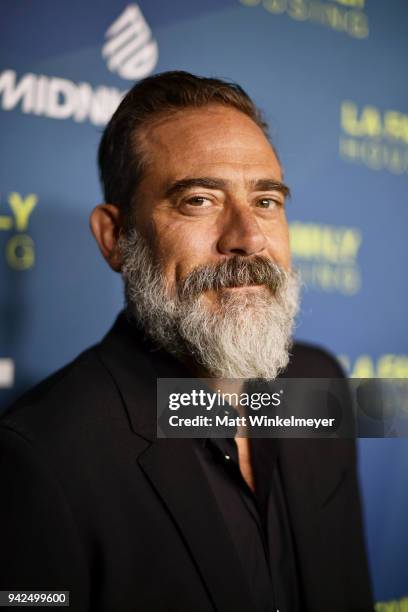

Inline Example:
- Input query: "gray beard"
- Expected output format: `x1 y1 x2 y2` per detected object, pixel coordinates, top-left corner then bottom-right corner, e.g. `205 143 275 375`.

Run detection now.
119 228 301 380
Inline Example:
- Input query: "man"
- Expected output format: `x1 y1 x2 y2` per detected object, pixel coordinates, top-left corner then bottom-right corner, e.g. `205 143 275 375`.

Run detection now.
0 71 373 611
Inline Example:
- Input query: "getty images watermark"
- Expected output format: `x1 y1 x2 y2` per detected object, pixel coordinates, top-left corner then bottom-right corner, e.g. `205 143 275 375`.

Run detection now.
157 378 408 439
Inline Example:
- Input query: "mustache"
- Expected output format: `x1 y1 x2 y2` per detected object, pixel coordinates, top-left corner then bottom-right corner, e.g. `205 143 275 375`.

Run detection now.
178 256 288 300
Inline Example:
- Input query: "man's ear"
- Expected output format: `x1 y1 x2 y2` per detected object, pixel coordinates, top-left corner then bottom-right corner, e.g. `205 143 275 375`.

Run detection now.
89 204 124 272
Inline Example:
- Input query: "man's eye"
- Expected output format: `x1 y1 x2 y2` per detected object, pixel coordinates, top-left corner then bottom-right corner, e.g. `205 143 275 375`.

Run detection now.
256 198 281 209
185 196 212 207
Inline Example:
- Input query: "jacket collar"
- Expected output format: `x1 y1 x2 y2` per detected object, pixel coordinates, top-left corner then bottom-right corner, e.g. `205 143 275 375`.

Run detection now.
96 310 188 441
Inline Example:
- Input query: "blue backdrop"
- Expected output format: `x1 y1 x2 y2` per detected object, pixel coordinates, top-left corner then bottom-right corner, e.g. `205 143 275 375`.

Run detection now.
1 0 407 602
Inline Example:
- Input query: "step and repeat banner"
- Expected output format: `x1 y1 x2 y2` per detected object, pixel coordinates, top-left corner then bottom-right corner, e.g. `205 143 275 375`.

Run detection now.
0 0 407 602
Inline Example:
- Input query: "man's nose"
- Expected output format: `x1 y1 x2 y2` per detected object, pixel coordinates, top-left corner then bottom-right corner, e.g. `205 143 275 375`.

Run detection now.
217 208 267 257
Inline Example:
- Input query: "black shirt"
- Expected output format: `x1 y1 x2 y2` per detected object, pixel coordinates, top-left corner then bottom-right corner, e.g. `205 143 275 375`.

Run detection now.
194 432 301 612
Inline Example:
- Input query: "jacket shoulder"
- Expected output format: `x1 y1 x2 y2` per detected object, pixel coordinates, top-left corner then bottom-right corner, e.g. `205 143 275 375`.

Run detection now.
284 341 346 378
0 345 122 443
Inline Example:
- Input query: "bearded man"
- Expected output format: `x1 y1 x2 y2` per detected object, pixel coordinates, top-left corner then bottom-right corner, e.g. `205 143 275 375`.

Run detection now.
0 71 373 612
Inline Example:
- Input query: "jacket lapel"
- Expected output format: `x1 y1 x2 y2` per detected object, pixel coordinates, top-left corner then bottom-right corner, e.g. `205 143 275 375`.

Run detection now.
97 312 255 612
277 438 352 611
138 438 255 612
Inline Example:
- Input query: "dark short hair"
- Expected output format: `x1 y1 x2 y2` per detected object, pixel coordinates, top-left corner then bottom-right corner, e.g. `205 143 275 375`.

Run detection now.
98 70 271 224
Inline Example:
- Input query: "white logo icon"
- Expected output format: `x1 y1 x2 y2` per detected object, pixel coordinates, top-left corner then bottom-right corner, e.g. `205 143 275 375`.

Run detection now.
102 4 158 81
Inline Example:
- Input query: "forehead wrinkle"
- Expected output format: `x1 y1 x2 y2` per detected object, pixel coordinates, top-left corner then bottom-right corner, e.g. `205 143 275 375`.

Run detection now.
134 108 283 196
137 107 275 161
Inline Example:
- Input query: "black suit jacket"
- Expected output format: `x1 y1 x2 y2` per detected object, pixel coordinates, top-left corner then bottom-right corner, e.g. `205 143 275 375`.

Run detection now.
0 312 373 611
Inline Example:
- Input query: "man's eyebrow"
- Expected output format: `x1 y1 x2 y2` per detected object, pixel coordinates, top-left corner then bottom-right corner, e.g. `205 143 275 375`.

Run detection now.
164 177 291 199
164 177 228 199
248 178 291 198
